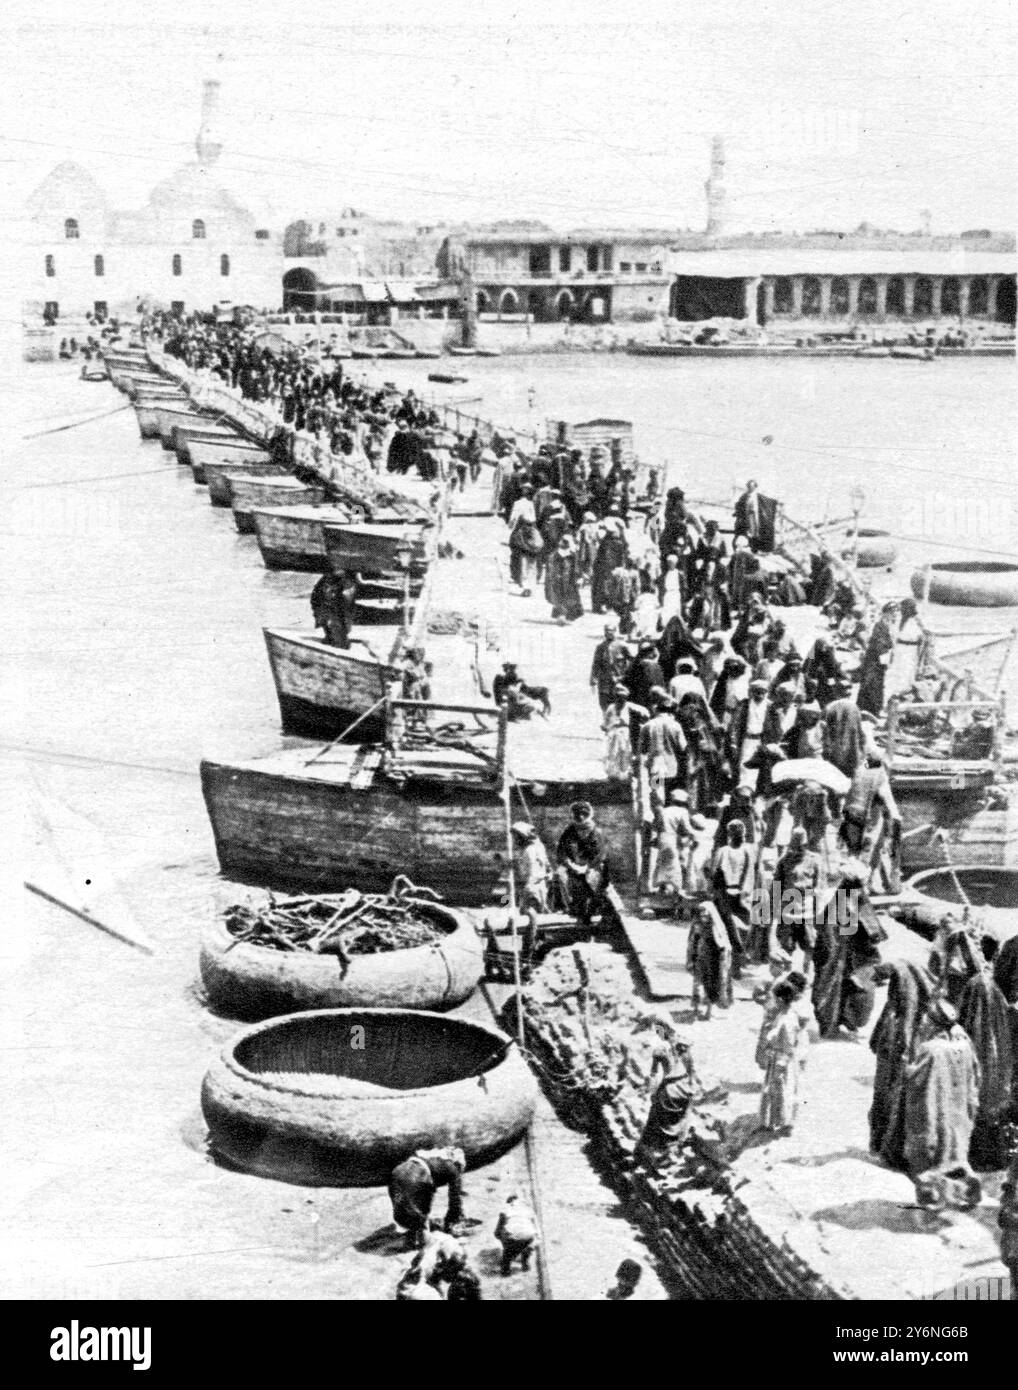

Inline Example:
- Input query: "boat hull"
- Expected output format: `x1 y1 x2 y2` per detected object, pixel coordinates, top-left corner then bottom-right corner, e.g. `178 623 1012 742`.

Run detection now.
205 461 288 506
172 426 252 474
263 628 398 738
228 477 326 533
253 507 352 571
200 754 638 904
897 781 1018 872
323 522 431 575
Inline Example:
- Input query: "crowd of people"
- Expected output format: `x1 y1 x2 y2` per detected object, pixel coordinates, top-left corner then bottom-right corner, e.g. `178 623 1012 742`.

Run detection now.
484 437 1017 1212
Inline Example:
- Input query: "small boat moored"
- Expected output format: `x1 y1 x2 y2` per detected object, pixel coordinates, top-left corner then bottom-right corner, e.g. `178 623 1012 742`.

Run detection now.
228 476 328 534
263 626 400 739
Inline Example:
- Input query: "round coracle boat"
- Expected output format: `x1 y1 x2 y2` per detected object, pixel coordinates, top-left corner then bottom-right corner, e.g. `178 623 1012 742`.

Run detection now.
847 528 898 569
910 562 1018 608
200 900 482 1020
898 866 1018 936
201 1008 537 1185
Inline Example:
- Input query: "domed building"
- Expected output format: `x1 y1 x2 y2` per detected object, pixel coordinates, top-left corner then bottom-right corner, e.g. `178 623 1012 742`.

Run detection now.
21 82 283 323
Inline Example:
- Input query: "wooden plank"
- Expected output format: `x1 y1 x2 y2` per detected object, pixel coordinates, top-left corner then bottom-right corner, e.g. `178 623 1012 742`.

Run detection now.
620 914 689 1000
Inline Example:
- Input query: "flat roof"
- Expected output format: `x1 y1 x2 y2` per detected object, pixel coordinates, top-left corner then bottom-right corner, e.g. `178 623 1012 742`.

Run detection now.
669 248 1018 277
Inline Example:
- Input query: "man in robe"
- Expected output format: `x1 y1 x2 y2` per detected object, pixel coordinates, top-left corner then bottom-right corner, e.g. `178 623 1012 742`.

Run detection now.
640 696 687 808
389 1147 467 1248
589 621 632 712
822 680 866 778
811 868 887 1039
957 935 1014 1169
869 958 938 1166
555 802 611 927
626 640 666 712
857 601 900 716
590 516 627 613
903 999 983 1209
1001 1142 1018 1301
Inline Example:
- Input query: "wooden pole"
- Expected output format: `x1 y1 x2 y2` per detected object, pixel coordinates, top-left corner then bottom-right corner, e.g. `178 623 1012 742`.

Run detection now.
885 696 899 769
500 721 526 1050
24 882 155 955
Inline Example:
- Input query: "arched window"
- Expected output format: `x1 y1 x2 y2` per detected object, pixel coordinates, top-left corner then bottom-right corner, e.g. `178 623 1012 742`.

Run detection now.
172 254 182 277
220 254 230 277
45 254 55 277
192 219 206 240
830 277 850 316
64 218 79 239
94 254 104 278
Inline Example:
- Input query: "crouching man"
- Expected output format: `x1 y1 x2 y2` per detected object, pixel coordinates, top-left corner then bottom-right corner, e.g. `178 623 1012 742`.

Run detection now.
494 1192 539 1275
388 1146 466 1249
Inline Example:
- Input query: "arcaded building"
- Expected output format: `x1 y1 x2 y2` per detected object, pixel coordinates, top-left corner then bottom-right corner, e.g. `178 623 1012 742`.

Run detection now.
20 83 283 323
668 236 1017 329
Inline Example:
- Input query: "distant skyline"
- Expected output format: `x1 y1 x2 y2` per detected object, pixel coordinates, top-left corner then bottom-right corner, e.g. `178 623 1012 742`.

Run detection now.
6 0 1016 234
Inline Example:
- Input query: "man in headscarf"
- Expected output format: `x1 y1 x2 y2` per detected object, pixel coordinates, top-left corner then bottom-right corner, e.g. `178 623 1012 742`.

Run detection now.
626 640 666 712
640 695 687 808
903 998 983 1210
511 821 550 917
869 957 938 1166
811 865 887 1039
590 515 627 613
555 802 611 927
956 930 1014 1169
822 679 866 778
544 532 584 623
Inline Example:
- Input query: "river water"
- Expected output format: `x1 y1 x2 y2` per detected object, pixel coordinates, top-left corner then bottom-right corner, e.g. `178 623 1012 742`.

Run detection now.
5 352 1017 946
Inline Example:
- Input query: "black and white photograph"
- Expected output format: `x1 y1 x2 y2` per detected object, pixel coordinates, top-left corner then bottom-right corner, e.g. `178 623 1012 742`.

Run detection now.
4 0 1018 1342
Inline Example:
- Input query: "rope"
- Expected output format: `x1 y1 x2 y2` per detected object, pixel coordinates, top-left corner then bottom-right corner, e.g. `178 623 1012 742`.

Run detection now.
22 403 132 440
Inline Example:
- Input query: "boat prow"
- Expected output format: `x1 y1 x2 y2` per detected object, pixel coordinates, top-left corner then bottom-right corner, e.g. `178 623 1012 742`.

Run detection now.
263 627 400 738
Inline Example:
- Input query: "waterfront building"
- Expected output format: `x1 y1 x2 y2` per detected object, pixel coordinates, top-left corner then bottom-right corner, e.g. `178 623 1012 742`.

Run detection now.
446 228 674 324
20 82 283 324
667 234 1017 330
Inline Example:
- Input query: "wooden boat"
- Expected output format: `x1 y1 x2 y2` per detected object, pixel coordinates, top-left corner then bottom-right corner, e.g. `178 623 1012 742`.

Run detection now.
890 346 936 361
428 372 469 384
353 596 409 624
157 404 211 449
200 727 638 905
414 349 441 360
133 401 181 440
253 505 431 570
448 346 478 357
228 476 327 534
322 521 433 576
172 425 254 476
80 364 108 382
263 627 400 738
252 505 355 571
204 460 289 507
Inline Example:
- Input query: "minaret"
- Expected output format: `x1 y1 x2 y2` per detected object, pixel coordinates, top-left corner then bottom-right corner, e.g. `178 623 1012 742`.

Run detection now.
195 80 223 168
705 135 726 239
